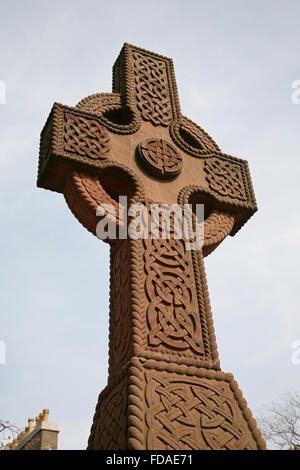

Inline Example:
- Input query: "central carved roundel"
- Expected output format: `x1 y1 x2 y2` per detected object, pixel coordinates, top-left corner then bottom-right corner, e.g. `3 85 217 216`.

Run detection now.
137 138 183 179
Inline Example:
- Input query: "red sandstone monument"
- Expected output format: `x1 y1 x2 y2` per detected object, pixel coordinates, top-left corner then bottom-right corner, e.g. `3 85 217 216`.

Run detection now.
37 43 266 450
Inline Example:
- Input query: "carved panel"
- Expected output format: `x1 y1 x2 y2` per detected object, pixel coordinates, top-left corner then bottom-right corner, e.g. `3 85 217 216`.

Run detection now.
87 358 266 450
145 370 258 450
143 235 204 357
137 138 182 178
113 44 127 103
88 378 128 450
109 240 132 372
63 111 110 160
132 50 173 126
204 158 247 201
38 114 53 174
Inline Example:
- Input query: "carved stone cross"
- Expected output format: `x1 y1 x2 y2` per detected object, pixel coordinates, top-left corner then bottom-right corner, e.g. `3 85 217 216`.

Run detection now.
37 44 266 450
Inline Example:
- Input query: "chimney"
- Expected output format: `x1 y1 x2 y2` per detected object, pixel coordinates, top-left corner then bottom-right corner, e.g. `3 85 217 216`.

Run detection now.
6 409 59 450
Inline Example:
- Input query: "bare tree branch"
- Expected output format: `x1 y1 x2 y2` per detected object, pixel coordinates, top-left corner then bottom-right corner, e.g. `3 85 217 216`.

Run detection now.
257 392 300 450
0 420 22 450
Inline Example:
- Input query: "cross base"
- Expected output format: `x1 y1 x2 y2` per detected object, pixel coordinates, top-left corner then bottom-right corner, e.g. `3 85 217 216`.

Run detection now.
87 357 265 450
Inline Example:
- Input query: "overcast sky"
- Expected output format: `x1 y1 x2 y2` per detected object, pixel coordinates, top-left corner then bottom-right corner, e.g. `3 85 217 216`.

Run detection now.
1 0 300 450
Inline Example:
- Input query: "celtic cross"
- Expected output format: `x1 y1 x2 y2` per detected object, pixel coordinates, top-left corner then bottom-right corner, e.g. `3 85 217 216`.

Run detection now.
37 44 266 450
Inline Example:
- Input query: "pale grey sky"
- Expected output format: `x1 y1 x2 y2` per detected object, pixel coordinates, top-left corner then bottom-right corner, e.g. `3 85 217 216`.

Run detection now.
1 0 300 449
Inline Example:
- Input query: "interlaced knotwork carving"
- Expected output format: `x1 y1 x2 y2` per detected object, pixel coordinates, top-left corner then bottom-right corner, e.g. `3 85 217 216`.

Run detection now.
63 111 110 160
204 158 247 201
39 115 53 174
113 45 127 101
133 51 173 126
90 379 128 450
143 225 204 356
138 138 182 178
145 371 257 450
110 241 132 370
